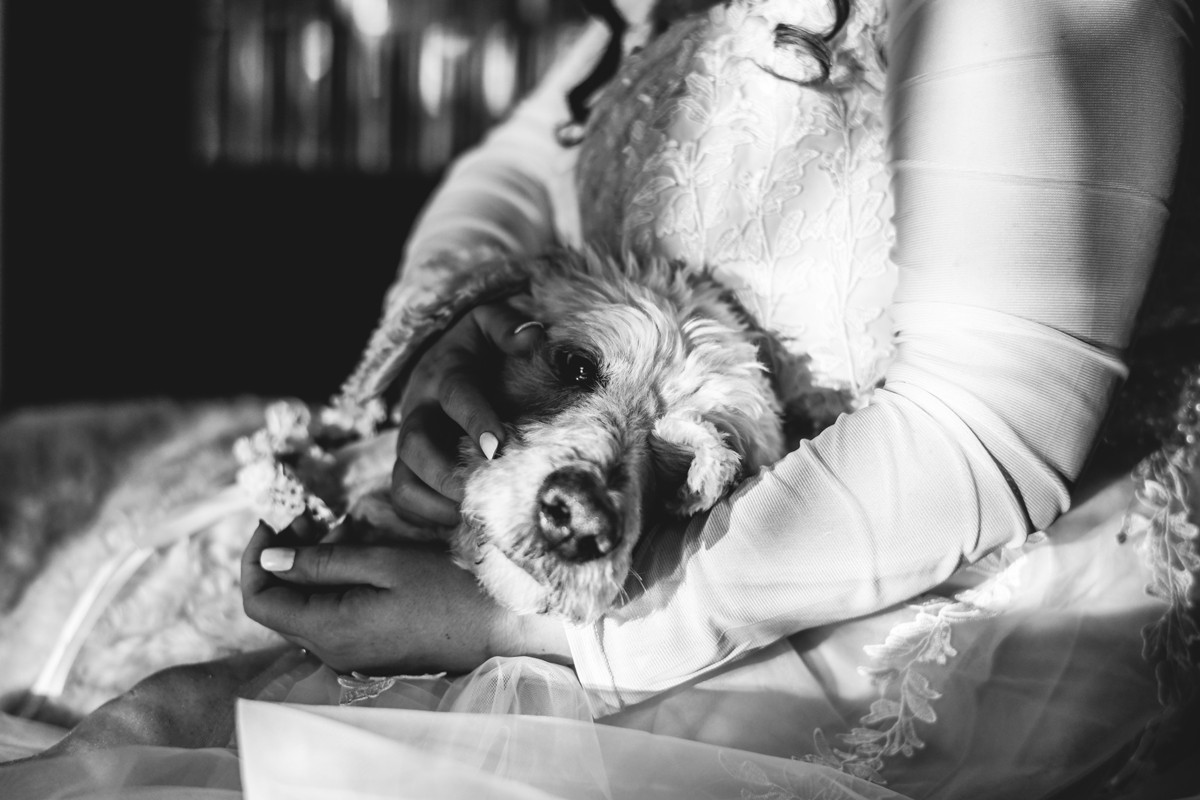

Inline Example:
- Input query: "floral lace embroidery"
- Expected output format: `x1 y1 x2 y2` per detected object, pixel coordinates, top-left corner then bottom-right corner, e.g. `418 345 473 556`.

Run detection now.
804 538 1041 785
1126 456 1200 705
337 670 451 706
577 0 896 423
1112 369 1200 786
337 672 403 705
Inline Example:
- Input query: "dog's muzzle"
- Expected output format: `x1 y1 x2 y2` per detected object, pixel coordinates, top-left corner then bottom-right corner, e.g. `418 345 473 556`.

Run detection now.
536 467 620 562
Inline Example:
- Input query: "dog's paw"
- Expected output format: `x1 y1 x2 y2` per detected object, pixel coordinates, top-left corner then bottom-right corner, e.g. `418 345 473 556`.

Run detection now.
655 414 742 516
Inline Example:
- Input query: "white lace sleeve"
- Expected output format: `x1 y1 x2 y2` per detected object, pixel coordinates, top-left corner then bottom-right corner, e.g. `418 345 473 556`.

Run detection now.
385 21 608 312
342 22 609 403
565 0 1188 716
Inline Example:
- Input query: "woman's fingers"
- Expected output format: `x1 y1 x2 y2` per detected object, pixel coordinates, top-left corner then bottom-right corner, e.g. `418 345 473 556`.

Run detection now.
395 405 469 506
259 543 400 588
433 303 544 460
242 522 333 636
243 525 399 640
471 302 546 358
389 459 461 528
241 521 279 605
389 299 545 518
247 582 363 639
340 502 453 544
435 365 506 462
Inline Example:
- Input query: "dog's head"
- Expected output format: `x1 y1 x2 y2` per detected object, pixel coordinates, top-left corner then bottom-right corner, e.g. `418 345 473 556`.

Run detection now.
241 249 780 624
418 249 784 624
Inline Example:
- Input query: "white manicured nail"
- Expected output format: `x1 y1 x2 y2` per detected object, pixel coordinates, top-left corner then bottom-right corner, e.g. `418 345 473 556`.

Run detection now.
260 548 296 572
480 432 499 460
512 320 545 336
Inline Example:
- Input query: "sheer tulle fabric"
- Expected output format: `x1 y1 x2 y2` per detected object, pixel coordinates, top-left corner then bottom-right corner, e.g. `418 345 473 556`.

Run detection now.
237 700 906 800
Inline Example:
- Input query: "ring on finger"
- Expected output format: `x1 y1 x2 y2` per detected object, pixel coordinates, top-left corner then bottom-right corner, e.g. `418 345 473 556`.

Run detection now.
513 320 546 335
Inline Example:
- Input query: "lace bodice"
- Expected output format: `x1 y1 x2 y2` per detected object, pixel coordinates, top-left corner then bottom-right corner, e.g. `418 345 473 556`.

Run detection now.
577 0 894 428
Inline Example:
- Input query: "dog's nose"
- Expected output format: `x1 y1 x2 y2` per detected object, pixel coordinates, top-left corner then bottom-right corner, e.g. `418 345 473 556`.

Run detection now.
536 468 620 562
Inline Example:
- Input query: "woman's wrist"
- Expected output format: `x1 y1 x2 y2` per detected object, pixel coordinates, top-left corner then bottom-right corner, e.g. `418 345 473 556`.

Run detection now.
487 603 574 667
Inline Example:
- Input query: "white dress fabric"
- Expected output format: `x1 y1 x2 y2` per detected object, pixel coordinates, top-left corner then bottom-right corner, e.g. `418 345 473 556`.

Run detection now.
563 0 1182 710
211 475 1188 799
3 0 1200 798
232 0 1197 796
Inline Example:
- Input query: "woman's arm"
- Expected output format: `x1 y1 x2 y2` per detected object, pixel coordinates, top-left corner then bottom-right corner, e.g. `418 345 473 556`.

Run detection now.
370 22 608 326
338 22 607 412
339 23 613 529
242 523 570 675
563 0 1189 715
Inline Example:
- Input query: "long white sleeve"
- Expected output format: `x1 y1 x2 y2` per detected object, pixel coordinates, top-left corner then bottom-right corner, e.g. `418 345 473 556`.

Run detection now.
336 23 611 405
376 22 611 323
565 0 1188 716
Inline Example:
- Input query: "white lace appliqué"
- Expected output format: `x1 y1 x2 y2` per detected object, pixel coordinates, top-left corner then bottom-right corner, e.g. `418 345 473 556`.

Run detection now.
337 672 402 705
1126 452 1200 704
805 540 1040 785
1112 372 1200 786
578 0 896 422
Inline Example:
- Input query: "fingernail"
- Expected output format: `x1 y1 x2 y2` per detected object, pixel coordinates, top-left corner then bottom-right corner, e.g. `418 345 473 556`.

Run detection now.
260 548 296 572
479 432 499 460
512 320 545 336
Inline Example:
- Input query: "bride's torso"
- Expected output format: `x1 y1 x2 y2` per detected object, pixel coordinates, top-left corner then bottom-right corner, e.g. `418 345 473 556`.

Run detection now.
569 0 1200 446
575 0 894 431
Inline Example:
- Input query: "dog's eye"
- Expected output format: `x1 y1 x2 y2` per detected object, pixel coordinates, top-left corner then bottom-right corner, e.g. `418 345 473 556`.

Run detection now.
553 350 600 390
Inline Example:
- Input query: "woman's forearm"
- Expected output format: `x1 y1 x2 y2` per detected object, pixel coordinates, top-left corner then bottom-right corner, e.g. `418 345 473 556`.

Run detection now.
491 608 574 667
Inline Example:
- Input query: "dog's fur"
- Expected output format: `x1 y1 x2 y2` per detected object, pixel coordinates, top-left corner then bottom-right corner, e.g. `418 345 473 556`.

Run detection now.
0 249 786 721
440 249 786 623
0 0 877 725
266 248 788 624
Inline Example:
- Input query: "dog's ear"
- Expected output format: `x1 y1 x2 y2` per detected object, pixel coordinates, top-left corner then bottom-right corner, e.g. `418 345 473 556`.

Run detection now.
652 413 743 516
332 256 533 424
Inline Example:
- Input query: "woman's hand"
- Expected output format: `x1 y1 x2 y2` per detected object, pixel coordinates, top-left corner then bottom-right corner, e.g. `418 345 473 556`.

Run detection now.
391 302 545 530
241 522 571 675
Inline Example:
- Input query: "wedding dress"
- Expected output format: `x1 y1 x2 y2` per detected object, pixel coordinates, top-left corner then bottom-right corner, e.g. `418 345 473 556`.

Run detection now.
3 0 1199 798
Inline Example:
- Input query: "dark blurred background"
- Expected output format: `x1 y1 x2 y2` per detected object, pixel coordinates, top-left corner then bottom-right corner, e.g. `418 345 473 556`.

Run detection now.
0 0 584 411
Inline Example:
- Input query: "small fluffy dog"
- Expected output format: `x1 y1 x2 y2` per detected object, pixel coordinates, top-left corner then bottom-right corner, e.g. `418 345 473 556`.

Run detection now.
246 248 786 624
2 0 871 716
0 248 787 720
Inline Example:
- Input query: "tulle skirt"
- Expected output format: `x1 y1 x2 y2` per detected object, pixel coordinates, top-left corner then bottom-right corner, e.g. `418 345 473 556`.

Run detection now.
3 461 1197 800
